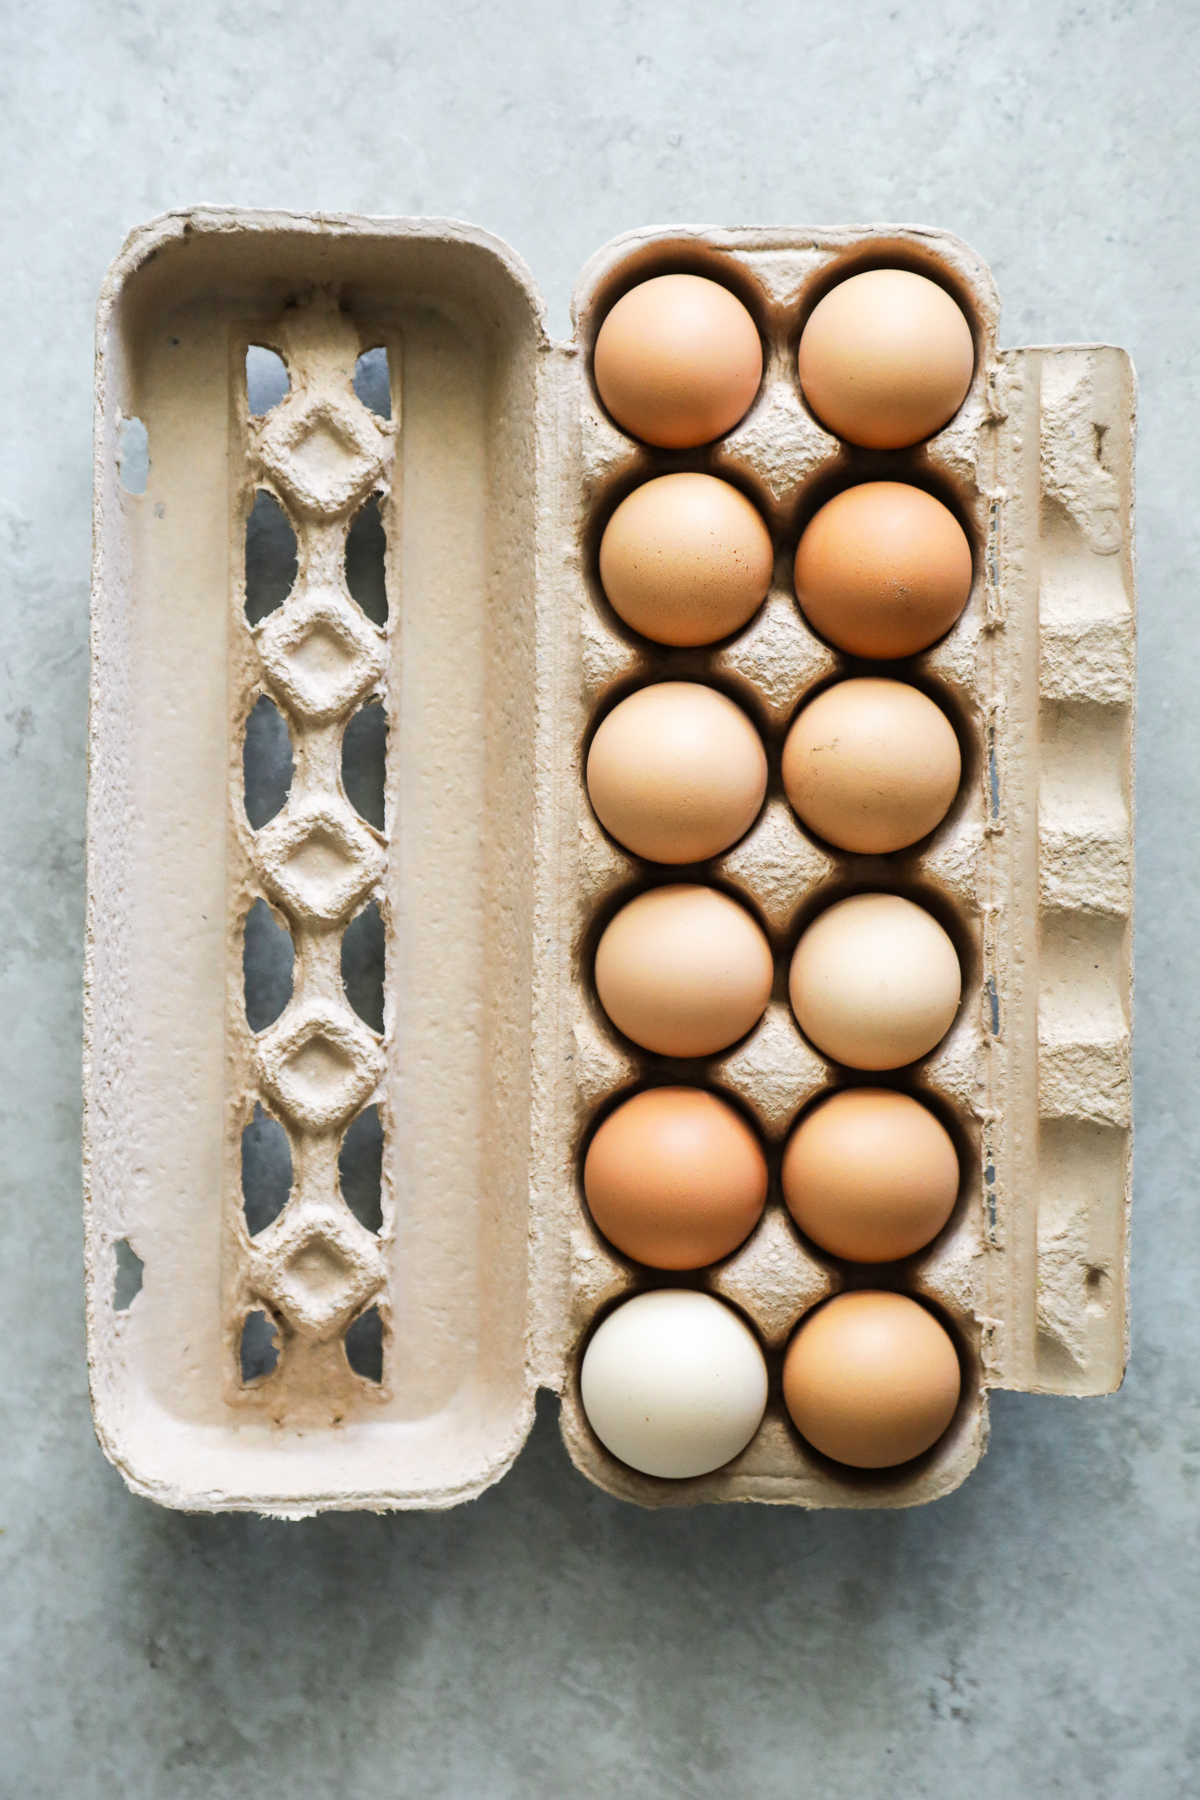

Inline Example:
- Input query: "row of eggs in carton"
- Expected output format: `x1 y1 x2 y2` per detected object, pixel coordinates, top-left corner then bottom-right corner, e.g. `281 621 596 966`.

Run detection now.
574 264 979 1480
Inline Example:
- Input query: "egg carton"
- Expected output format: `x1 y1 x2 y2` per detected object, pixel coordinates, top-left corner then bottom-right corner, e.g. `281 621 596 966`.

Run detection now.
86 209 1134 1515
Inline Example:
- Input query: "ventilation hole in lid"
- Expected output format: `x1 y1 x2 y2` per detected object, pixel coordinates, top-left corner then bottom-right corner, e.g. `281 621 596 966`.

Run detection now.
243 898 295 1031
240 1309 281 1384
246 344 290 416
341 900 385 1034
1085 1265 1112 1314
339 1104 383 1234
342 699 387 829
345 494 388 626
245 489 298 624
241 1103 293 1236
353 346 392 420
117 416 149 494
113 1238 144 1311
345 1306 384 1383
243 694 294 829
985 975 1000 1036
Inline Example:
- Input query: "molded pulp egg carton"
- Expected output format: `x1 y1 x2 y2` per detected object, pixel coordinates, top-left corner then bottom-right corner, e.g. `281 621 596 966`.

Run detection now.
86 209 1135 1516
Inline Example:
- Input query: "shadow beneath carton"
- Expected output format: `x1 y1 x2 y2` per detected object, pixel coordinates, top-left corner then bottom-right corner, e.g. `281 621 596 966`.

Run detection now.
99 1370 1149 1799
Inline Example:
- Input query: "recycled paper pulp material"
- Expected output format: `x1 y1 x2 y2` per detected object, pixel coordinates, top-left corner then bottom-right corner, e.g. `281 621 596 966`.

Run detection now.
86 212 1134 1514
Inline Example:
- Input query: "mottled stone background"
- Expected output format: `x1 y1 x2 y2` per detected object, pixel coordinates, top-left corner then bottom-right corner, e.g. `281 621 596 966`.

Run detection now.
1 3 1196 1793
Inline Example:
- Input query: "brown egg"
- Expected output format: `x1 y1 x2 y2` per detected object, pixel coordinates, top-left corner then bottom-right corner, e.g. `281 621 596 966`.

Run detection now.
599 473 773 647
595 884 773 1058
790 893 961 1070
782 1088 959 1262
782 679 961 853
783 1290 961 1467
585 1087 768 1269
587 683 767 864
794 482 972 660
797 268 974 448
593 274 763 448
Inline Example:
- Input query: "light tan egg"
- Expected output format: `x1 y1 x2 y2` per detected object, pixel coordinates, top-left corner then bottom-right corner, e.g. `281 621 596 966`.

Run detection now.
599 473 773 647
789 893 961 1070
595 884 773 1058
587 683 767 864
585 1086 768 1270
593 273 763 448
798 268 974 449
782 1087 959 1263
794 482 973 660
782 1290 961 1468
782 678 961 854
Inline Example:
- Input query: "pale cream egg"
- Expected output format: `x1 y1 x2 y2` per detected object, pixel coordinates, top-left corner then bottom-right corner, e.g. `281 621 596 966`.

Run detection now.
789 893 961 1069
581 1289 768 1478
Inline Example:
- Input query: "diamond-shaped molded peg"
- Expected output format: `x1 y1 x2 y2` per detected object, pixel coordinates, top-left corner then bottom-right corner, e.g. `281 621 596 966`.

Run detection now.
706 1205 836 1350
257 584 385 725
255 799 383 925
258 393 392 521
256 1001 383 1132
250 1206 383 1337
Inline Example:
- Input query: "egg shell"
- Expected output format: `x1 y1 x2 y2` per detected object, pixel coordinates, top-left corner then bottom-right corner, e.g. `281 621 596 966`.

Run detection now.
593 274 763 448
580 1289 769 1478
782 678 961 854
782 1087 959 1263
794 482 973 660
797 268 974 449
782 1290 962 1468
585 1086 768 1270
599 473 773 647
790 892 961 1070
587 683 768 864
595 884 773 1058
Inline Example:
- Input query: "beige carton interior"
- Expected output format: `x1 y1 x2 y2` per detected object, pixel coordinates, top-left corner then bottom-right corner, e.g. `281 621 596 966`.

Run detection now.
86 210 1134 1515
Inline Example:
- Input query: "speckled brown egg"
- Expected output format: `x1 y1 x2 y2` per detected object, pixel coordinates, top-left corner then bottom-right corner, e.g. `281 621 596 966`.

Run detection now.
782 1087 959 1263
794 482 973 660
789 893 961 1070
797 268 974 449
595 884 773 1058
585 1086 768 1269
593 274 763 448
587 683 767 864
782 1290 961 1467
782 678 961 854
599 473 774 647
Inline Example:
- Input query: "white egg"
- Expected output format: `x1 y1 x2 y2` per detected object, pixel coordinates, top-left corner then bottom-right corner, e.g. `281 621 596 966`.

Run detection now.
580 1289 768 1479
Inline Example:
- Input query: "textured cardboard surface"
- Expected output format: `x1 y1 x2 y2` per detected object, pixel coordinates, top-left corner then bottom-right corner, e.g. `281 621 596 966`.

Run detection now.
86 211 1133 1515
551 230 1134 1513
88 216 547 1512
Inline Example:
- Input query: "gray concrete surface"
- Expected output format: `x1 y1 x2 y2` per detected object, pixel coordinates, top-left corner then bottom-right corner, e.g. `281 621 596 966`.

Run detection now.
1 2 1197 1793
